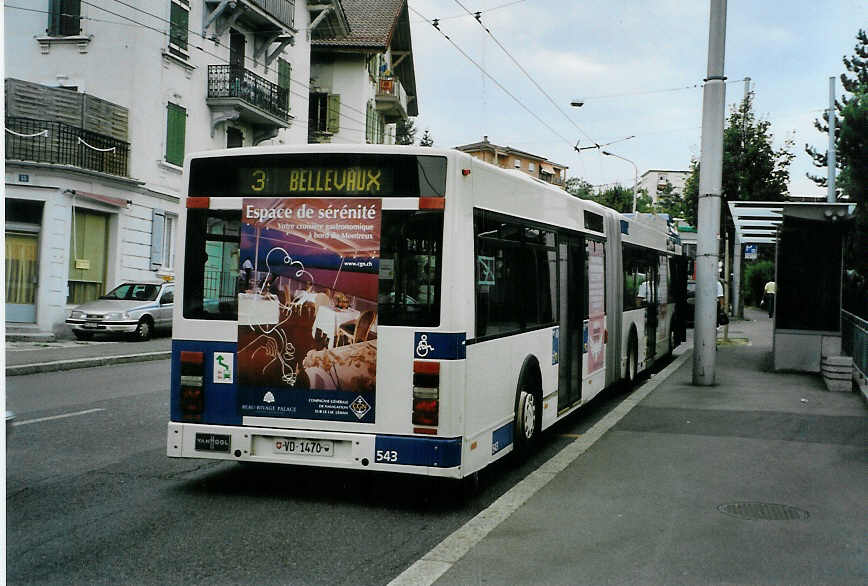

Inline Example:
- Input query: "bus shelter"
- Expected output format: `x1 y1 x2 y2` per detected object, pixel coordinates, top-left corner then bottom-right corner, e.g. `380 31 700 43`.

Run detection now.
728 201 857 373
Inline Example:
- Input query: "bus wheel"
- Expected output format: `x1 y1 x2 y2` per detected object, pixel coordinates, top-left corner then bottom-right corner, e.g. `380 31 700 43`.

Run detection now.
625 334 639 386
514 381 539 453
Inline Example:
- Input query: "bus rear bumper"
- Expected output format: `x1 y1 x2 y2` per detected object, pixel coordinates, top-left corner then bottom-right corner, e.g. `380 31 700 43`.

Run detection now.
167 422 463 478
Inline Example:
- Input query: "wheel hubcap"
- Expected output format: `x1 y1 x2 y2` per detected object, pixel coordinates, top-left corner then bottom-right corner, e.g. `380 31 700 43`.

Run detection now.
139 322 150 338
523 393 536 439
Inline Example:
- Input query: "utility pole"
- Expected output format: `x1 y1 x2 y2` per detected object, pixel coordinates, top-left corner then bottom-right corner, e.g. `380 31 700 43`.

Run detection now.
732 76 750 319
693 0 727 386
827 76 837 203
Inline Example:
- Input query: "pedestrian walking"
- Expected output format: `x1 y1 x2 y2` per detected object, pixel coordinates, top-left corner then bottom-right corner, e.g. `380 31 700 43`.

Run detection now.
762 280 776 318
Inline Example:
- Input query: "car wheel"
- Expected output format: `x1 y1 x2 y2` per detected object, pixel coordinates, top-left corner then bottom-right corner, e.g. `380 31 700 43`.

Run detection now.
73 330 93 341
133 318 153 341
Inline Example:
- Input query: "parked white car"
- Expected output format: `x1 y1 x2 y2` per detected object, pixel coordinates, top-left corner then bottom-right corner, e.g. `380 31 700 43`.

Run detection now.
65 282 174 341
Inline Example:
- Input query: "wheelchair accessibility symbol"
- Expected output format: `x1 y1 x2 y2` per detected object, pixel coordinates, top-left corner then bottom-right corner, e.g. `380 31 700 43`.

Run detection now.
416 335 436 357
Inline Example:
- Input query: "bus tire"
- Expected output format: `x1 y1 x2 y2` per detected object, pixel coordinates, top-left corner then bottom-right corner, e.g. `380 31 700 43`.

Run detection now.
625 330 639 386
514 376 540 454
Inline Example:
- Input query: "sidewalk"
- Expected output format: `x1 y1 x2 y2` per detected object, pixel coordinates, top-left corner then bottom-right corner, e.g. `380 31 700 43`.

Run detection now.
400 308 868 585
5 335 171 376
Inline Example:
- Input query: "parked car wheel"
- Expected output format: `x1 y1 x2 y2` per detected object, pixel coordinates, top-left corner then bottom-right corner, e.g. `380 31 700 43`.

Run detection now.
133 317 153 341
72 331 94 341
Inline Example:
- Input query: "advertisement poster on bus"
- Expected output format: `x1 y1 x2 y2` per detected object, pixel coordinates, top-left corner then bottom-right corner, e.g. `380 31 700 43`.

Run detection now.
586 240 605 373
236 197 381 423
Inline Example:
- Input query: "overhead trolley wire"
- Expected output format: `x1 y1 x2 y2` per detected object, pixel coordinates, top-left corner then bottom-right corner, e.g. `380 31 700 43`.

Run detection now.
451 0 601 148
410 5 579 151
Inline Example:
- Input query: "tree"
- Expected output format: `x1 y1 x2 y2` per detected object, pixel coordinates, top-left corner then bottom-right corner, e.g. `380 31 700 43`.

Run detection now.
419 129 434 147
805 29 868 317
805 29 867 196
654 180 686 218
565 177 595 199
682 159 700 227
396 117 416 145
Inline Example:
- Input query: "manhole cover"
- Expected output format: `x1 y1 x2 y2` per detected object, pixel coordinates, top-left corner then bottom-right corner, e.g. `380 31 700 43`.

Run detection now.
718 502 809 521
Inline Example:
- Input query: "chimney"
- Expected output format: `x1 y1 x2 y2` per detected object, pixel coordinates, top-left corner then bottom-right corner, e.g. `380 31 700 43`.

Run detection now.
483 135 488 143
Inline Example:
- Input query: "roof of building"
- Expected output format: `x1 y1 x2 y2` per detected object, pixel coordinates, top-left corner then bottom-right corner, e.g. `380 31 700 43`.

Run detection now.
454 137 568 170
640 169 689 176
311 0 417 116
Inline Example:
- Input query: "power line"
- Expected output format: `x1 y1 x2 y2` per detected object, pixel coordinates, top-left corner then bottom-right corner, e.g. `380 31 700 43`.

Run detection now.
410 5 577 149
410 0 528 23
451 0 600 149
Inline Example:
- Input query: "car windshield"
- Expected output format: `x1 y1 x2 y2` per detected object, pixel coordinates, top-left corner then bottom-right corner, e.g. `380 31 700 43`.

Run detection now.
100 283 160 301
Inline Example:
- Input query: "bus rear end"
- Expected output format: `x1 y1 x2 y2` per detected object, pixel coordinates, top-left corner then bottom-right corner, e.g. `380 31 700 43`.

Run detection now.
167 147 467 477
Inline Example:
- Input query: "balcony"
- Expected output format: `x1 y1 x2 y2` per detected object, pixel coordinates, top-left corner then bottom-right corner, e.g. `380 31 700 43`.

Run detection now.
375 77 409 122
5 116 130 177
207 65 291 133
205 0 295 32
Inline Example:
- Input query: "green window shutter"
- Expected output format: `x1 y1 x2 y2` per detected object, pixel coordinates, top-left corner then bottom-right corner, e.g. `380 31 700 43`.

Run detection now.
165 103 186 166
278 58 291 110
169 2 189 52
326 94 340 133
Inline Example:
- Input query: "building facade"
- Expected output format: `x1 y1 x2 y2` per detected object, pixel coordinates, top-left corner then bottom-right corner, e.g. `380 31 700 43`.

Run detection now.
636 169 689 203
454 136 568 188
4 0 345 336
308 0 417 145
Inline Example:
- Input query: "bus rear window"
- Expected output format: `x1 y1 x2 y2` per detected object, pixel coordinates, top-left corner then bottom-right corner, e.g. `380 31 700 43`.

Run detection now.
183 209 241 320
377 210 443 327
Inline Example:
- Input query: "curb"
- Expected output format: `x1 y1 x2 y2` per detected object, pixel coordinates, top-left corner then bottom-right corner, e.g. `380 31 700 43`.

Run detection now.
6 351 171 376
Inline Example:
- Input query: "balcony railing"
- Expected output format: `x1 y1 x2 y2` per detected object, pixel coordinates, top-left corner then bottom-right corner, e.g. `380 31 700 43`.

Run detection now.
375 77 408 120
5 116 130 177
250 0 295 30
207 65 289 122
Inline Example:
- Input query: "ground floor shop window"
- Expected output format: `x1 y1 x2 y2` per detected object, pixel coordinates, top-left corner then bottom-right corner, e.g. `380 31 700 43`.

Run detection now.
68 208 109 304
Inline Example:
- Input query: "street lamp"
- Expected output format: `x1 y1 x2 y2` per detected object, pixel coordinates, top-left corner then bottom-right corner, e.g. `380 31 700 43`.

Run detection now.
602 150 639 214
570 99 585 107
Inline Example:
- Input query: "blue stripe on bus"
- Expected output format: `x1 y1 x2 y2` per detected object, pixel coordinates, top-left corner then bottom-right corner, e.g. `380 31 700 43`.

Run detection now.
413 332 466 360
491 422 513 455
374 435 461 467
170 339 242 425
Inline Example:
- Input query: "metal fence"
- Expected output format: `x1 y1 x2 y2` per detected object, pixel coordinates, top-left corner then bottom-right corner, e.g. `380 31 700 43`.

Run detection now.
841 310 867 377
5 116 130 177
207 65 289 121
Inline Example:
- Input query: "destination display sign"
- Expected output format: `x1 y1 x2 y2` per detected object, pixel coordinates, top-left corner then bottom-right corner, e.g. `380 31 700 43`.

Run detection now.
239 167 395 196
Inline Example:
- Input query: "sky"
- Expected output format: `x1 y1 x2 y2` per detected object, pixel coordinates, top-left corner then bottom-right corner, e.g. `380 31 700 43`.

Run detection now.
407 0 866 196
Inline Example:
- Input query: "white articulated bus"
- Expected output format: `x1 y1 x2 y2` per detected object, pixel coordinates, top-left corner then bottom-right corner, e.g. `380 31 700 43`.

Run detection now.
167 145 687 479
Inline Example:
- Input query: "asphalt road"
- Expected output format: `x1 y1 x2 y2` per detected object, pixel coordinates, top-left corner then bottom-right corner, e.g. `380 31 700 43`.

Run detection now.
5 359 651 585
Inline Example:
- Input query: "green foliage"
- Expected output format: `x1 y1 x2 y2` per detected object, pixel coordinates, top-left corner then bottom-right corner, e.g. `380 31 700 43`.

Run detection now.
419 129 434 147
565 177 595 199
682 159 700 226
743 260 774 306
396 117 416 145
806 28 867 196
654 180 686 218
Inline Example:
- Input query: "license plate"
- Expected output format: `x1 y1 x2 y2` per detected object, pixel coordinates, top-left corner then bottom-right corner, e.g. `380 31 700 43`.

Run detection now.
82 323 101 329
195 433 231 452
273 438 334 457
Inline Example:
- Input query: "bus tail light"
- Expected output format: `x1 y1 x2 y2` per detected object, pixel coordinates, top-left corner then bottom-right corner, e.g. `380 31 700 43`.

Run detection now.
412 361 439 427
179 351 205 421
186 197 210 209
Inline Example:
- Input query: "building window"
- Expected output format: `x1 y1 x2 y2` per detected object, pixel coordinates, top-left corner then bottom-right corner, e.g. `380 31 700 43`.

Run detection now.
513 159 521 169
309 93 340 135
227 127 243 148
165 102 186 166
168 0 189 58
48 0 82 36
528 162 535 173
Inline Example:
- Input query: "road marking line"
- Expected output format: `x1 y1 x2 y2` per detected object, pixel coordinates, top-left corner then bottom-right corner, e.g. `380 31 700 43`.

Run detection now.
558 433 582 438
388 350 692 586
14 408 106 426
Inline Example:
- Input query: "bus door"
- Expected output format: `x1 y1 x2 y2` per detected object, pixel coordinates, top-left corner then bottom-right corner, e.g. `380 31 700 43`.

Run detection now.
645 261 659 359
557 234 584 410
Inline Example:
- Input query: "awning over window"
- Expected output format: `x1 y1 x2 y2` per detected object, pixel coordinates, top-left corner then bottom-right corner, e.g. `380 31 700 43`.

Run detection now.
69 190 127 208
540 163 555 175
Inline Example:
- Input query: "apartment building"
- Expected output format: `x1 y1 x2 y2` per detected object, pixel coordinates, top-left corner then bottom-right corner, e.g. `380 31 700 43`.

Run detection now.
454 136 568 188
308 0 417 145
636 169 689 203
4 0 347 336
